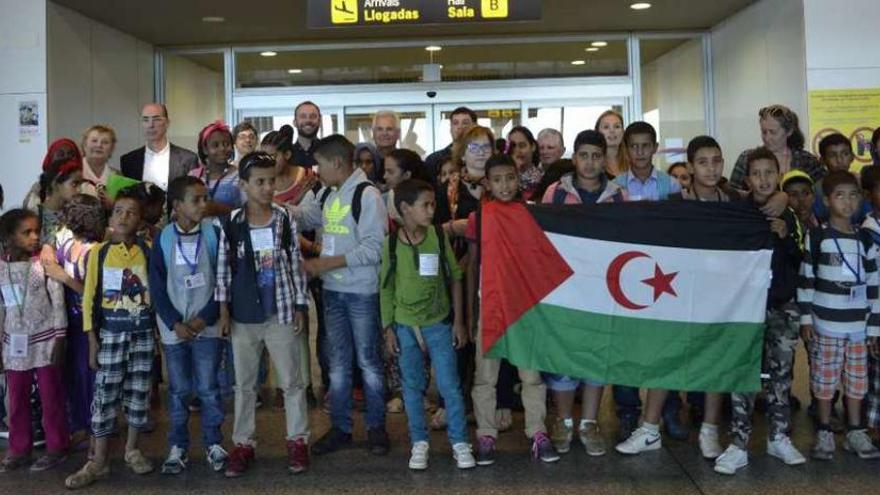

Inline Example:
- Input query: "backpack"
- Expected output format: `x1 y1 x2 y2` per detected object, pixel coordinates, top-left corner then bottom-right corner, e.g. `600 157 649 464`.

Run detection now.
91 236 151 331
382 225 452 301
218 207 293 277
158 220 219 272
318 182 374 224
808 226 874 279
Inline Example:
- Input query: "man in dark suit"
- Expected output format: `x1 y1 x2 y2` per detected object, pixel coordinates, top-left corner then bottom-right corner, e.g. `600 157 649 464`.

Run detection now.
120 103 198 191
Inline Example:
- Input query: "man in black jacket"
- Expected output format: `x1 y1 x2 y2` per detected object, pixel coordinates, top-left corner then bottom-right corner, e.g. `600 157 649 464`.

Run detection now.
120 103 198 191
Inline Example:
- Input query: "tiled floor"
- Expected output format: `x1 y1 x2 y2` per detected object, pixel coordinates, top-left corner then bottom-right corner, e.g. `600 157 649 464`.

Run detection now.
2 345 878 494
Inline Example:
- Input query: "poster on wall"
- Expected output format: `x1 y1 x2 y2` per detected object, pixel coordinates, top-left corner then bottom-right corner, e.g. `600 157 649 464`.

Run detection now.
18 100 39 143
808 88 880 174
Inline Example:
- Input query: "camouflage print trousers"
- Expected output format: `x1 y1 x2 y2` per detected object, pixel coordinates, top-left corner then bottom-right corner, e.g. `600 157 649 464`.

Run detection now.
868 353 880 429
729 308 799 448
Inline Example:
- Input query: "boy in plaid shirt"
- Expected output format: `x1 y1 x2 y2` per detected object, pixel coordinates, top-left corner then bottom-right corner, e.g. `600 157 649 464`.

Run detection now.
66 187 156 489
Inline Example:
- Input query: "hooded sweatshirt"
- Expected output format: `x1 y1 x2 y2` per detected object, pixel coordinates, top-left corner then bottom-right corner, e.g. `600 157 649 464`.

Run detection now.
541 173 627 205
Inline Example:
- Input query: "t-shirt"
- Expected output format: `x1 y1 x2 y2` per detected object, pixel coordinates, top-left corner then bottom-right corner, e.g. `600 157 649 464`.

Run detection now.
380 227 463 328
575 186 603 205
250 222 277 318
82 241 152 333
190 166 244 210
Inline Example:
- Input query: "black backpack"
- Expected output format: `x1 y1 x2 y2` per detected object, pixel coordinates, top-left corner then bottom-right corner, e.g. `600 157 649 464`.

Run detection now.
382 225 453 302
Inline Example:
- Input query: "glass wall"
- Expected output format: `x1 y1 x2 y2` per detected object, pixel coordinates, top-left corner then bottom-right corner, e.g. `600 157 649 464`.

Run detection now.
528 103 625 158
164 52 226 151
639 37 707 169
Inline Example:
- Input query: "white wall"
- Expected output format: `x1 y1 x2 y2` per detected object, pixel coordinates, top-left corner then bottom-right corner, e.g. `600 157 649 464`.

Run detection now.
711 0 807 171
165 54 225 153
0 0 47 208
48 2 154 170
803 0 880 91
641 38 706 168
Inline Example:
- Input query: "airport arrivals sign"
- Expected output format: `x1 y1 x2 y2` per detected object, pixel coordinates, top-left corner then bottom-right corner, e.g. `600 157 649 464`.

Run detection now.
308 0 541 28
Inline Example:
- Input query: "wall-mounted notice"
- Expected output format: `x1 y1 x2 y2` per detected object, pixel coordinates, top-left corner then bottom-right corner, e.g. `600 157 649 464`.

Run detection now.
309 0 541 28
18 100 39 143
808 88 880 174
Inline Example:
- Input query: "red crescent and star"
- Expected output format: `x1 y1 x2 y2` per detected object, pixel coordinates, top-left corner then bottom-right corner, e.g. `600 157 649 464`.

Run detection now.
606 250 678 310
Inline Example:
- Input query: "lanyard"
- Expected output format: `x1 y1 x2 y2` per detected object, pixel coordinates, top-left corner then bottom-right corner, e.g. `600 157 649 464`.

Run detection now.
5 260 32 319
201 166 230 199
831 228 861 284
175 229 202 275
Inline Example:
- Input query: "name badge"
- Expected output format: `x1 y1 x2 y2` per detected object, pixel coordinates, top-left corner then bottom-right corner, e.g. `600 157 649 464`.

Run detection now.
323 236 335 257
175 241 198 265
850 284 867 304
419 254 440 277
184 272 207 290
10 334 28 358
250 228 274 252
1 284 23 307
103 268 123 292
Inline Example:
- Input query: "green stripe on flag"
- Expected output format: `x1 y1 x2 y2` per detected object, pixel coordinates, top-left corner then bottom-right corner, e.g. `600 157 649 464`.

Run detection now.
486 303 764 393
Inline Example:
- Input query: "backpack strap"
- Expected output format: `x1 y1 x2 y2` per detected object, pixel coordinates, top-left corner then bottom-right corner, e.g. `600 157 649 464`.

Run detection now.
351 181 373 224
809 226 823 279
92 242 113 331
382 230 398 289
435 224 452 300
552 185 568 205
318 187 332 211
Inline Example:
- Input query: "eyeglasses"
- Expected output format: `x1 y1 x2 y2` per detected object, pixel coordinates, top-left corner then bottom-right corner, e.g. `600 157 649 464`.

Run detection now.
467 142 493 154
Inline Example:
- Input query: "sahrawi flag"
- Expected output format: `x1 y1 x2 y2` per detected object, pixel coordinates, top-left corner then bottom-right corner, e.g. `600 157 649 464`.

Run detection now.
480 200 773 392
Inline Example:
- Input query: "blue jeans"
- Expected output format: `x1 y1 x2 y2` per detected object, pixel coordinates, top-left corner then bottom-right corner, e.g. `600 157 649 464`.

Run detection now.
324 290 385 432
164 338 224 450
396 322 468 445
612 385 683 420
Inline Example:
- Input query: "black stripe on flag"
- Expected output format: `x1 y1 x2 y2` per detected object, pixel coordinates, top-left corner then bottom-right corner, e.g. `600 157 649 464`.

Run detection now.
529 201 773 251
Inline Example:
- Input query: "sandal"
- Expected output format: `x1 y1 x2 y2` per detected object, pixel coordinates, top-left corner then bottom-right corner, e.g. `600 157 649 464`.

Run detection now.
30 451 68 472
0 455 31 473
64 461 109 489
124 449 154 475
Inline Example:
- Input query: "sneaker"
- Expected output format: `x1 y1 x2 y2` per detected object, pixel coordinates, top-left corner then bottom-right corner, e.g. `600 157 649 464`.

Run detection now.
475 435 496 466
161 446 188 475
287 438 309 474
386 397 404 414
224 444 255 478
767 435 806 465
551 418 574 454
124 449 154 475
33 428 46 448
843 429 880 459
64 460 110 489
206 444 228 472
452 442 476 469
311 427 352 456
617 415 639 442
662 412 689 441
699 425 723 459
0 420 8 439
579 421 607 457
615 426 662 455
531 432 560 463
29 451 67 472
0 454 31 473
714 445 748 475
408 441 429 470
811 429 835 460
368 428 390 456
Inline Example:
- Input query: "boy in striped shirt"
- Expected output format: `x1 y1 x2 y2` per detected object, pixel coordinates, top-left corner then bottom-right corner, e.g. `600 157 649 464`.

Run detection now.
798 170 880 461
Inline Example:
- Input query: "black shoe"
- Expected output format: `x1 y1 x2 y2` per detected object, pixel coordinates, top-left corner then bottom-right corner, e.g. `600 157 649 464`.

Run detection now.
367 428 390 456
311 427 352 456
662 412 689 441
618 415 639 442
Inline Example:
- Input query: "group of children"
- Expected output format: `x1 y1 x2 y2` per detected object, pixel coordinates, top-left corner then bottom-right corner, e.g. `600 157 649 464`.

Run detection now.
1 115 880 490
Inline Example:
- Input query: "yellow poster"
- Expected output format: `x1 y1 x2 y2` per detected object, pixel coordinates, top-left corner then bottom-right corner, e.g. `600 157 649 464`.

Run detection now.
808 88 880 172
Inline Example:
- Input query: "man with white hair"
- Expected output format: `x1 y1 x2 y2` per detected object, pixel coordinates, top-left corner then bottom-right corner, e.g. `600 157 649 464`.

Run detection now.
371 110 400 160
534 128 574 200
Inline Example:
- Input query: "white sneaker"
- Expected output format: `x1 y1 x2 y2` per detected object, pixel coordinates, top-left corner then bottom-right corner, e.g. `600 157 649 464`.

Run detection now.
843 429 880 459
714 445 748 475
615 426 661 455
205 444 228 472
767 435 806 465
452 442 476 469
699 425 723 459
408 441 429 470
161 446 188 475
811 430 835 460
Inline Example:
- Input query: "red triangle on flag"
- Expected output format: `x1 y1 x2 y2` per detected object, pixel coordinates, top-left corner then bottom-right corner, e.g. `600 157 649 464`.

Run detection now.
480 201 574 354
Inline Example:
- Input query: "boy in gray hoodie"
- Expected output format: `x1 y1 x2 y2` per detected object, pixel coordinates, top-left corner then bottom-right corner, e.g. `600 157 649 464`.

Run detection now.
290 135 391 456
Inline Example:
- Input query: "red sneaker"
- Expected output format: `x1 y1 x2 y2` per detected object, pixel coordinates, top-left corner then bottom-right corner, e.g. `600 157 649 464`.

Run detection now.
287 439 309 474
224 444 255 478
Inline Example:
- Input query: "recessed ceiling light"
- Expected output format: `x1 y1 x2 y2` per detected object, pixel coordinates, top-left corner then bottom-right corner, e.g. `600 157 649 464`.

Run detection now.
630 2 652 10
260 51 277 57
288 69 302 74
591 41 608 47
425 45 442 52
571 60 586 66
585 47 600 52
201 16 225 23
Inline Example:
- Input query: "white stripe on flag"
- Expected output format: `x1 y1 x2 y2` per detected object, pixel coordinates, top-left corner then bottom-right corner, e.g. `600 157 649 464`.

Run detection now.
543 234 772 324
